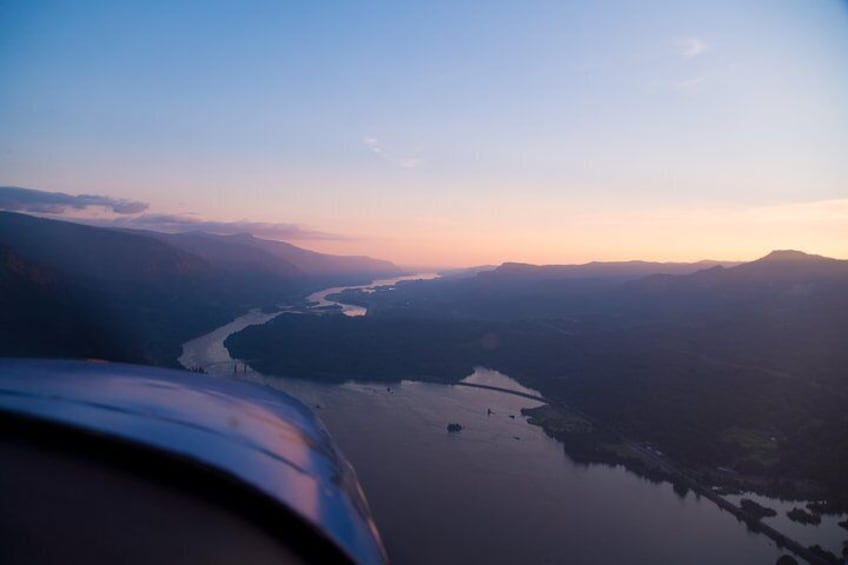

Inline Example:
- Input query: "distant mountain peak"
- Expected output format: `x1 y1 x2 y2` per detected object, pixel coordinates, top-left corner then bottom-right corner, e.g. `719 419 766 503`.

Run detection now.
497 262 535 270
757 250 829 263
726 249 848 281
226 232 257 240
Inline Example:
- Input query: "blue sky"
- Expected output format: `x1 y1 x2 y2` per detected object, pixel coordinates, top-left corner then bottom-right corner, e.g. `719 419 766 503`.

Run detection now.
1 1 847 266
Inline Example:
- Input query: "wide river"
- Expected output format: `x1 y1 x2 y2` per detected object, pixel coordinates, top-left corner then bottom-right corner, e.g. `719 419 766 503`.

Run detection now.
179 276 844 564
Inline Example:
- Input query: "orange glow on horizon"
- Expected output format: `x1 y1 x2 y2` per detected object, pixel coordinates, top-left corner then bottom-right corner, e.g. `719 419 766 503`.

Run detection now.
281 198 848 269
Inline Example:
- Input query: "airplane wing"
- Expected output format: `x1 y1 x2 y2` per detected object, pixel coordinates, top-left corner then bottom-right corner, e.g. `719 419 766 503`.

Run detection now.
0 358 387 565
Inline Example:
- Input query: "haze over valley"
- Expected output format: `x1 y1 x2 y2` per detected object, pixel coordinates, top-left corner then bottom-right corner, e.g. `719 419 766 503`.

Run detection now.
2 208 847 563
2 1 847 563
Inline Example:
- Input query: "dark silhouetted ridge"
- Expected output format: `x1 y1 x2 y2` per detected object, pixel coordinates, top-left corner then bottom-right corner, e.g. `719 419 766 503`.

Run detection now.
482 258 739 283
139 230 402 286
727 249 848 283
0 211 211 284
0 212 304 364
756 249 830 263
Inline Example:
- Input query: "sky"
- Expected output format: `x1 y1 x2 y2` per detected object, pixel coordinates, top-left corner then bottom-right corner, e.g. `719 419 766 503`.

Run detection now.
1 0 847 268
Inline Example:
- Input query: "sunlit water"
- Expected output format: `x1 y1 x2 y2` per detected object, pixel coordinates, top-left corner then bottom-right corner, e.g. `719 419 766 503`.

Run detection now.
177 280 819 565
306 273 440 317
178 308 283 372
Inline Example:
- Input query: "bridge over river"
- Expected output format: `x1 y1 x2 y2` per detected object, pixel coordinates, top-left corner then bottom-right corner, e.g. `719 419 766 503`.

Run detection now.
451 382 547 404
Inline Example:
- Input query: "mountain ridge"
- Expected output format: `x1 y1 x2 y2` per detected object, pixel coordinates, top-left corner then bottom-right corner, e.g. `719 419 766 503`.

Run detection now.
0 211 402 365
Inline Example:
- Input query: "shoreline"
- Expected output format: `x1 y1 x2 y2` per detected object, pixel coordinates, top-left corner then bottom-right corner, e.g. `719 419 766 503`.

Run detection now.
523 403 846 564
182 274 846 564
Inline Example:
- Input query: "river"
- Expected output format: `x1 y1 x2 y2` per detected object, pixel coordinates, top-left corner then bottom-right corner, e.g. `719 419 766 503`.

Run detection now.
178 277 823 565
305 273 440 317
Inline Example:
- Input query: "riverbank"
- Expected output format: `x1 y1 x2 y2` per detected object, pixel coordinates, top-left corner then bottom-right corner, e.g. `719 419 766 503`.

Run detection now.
181 273 839 564
179 305 794 564
523 403 847 564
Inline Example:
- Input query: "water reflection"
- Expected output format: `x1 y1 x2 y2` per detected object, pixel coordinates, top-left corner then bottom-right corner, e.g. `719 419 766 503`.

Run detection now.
306 273 439 317
249 372 785 565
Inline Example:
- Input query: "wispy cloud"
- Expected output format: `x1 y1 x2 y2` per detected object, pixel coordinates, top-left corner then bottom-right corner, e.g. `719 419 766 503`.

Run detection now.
0 185 148 214
363 136 422 169
677 37 708 59
363 136 383 155
100 214 349 241
0 185 347 241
